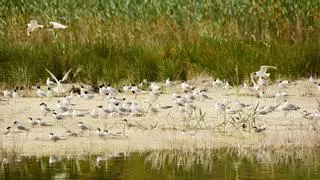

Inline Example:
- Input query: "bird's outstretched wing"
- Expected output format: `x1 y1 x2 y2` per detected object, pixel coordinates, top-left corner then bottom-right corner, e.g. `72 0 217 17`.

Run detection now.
45 68 59 84
61 69 72 82
259 65 277 75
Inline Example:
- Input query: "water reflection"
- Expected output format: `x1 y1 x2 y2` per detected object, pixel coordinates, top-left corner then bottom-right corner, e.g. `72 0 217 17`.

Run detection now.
0 148 320 179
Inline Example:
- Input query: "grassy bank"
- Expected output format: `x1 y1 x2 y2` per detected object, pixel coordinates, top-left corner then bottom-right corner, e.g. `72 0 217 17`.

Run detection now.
0 0 319 87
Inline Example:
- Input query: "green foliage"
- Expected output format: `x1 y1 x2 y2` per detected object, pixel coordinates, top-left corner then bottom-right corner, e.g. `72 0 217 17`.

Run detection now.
0 0 319 87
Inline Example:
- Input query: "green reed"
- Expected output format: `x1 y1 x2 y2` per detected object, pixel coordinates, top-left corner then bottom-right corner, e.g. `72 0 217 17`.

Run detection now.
0 0 319 87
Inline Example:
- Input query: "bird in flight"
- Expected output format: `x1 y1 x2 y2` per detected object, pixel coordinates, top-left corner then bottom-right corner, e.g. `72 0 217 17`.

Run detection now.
49 22 68 29
27 20 44 36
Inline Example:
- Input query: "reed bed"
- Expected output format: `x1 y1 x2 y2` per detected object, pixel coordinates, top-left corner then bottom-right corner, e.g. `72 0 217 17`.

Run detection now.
0 0 319 87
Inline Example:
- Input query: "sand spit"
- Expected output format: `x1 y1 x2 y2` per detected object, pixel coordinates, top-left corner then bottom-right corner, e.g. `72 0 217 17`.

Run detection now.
0 79 320 156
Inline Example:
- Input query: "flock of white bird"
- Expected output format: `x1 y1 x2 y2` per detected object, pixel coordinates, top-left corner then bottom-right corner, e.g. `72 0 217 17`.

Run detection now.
1 64 320 141
27 20 68 36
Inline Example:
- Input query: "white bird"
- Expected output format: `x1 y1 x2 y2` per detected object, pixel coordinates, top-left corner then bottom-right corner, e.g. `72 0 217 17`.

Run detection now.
66 130 78 137
302 110 320 120
250 73 260 92
166 78 174 88
36 118 52 127
302 110 320 119
46 78 57 87
45 68 72 94
253 126 266 133
257 105 278 115
254 65 277 78
150 82 161 91
317 83 320 92
309 75 315 84
130 102 143 114
278 100 300 117
213 78 223 88
83 91 95 100
49 133 61 142
27 20 43 36
13 121 29 131
215 102 226 112
225 107 240 114
56 100 70 112
122 84 131 93
80 86 86 97
131 85 142 99
65 91 74 101
46 87 55 101
106 84 118 95
172 94 187 106
78 122 89 131
149 104 172 115
96 105 107 118
223 81 231 90
49 22 68 29
52 112 64 120
181 81 193 91
275 91 288 102
12 88 20 99
40 102 51 116
72 110 87 117
28 117 38 126
3 127 11 135
96 128 107 137
102 130 120 138
3 88 12 98
150 89 161 98
278 80 290 90
99 84 108 96
36 86 46 99
235 100 250 109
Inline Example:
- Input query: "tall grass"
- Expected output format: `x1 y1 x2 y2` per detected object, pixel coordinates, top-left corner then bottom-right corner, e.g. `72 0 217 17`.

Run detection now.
0 0 319 87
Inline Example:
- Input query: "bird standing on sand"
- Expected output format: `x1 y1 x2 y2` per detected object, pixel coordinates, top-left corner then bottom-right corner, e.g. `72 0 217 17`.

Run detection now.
40 102 51 116
36 118 52 127
36 86 46 99
28 117 38 126
213 78 223 88
166 78 174 88
278 100 300 117
3 127 11 135
12 88 20 99
96 128 107 137
49 133 61 142
83 91 95 100
52 112 64 120
253 126 266 133
78 122 89 131
66 130 78 137
46 87 55 101
3 88 12 98
13 121 29 131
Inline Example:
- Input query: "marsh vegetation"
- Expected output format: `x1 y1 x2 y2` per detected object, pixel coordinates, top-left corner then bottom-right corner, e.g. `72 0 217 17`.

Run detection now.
0 0 319 87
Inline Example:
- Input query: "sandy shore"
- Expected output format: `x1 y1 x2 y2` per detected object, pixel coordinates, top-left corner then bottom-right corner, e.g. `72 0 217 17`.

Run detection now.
1 79 320 156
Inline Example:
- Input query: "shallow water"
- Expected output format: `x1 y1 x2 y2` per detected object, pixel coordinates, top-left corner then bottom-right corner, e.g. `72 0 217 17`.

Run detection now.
1 148 320 179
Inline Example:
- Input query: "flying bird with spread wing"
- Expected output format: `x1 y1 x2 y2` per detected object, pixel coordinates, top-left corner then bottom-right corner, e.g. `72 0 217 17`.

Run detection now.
27 20 44 36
